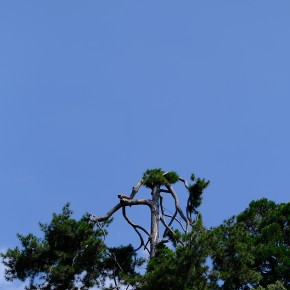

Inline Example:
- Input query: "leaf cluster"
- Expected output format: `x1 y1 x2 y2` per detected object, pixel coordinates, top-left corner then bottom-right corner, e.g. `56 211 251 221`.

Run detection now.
253 281 287 290
143 169 179 189
187 174 210 215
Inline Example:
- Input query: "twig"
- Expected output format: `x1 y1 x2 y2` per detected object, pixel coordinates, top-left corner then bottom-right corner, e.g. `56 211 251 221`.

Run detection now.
179 177 189 189
95 219 107 240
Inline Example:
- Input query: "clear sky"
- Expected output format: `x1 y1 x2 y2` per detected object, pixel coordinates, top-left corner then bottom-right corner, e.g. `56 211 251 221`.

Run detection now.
1 1 290 288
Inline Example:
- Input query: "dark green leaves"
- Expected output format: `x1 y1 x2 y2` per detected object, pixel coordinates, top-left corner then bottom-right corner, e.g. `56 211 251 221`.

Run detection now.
209 199 290 289
138 221 210 290
143 168 179 188
1 203 109 290
187 174 210 216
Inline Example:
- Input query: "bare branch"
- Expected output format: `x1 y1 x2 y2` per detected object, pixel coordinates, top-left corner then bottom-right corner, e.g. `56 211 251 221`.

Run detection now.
90 203 122 223
160 195 178 236
122 206 150 253
122 207 150 237
163 210 186 232
179 177 189 189
166 185 190 232
160 216 184 246
117 194 131 200
95 219 107 240
119 197 153 208
159 196 187 242
130 178 144 199
160 216 176 240
89 198 152 223
159 189 170 193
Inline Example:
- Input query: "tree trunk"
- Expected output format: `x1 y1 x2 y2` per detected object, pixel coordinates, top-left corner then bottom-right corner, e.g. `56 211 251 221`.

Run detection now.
150 185 160 258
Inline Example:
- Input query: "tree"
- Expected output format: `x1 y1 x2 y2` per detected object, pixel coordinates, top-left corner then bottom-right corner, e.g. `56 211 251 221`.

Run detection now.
0 204 141 290
209 198 290 289
1 168 210 290
1 169 209 289
89 168 209 258
2 169 290 290
88 168 210 289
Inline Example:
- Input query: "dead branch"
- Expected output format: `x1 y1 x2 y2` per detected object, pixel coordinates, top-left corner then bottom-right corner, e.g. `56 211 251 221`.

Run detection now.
159 195 185 235
179 177 189 189
130 178 144 199
89 198 152 223
160 216 176 240
95 219 107 240
160 216 184 246
166 185 190 232
163 209 186 233
122 206 150 253
159 189 170 193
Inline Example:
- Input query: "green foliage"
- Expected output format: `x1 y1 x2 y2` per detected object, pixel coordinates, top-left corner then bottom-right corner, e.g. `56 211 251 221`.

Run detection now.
208 217 261 289
137 220 210 290
163 171 179 184
143 168 179 188
209 199 290 289
105 244 137 275
237 199 290 289
187 174 210 216
1 204 116 290
102 244 145 289
164 228 182 248
2 176 290 290
253 281 287 290
142 168 208 216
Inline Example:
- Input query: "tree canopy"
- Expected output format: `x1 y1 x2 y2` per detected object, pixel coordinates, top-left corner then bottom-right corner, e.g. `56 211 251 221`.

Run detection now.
208 198 290 289
1 204 141 290
1 169 289 290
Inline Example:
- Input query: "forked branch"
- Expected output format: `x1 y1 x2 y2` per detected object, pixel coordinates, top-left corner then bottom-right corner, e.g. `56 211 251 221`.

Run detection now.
166 184 190 232
122 206 150 253
160 195 186 235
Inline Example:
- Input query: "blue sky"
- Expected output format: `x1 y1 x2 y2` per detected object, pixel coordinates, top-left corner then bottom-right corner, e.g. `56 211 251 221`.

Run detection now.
1 1 290 287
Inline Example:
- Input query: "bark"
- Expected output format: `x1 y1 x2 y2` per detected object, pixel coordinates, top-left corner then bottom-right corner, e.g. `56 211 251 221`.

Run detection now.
150 185 160 258
130 178 144 199
89 198 152 222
